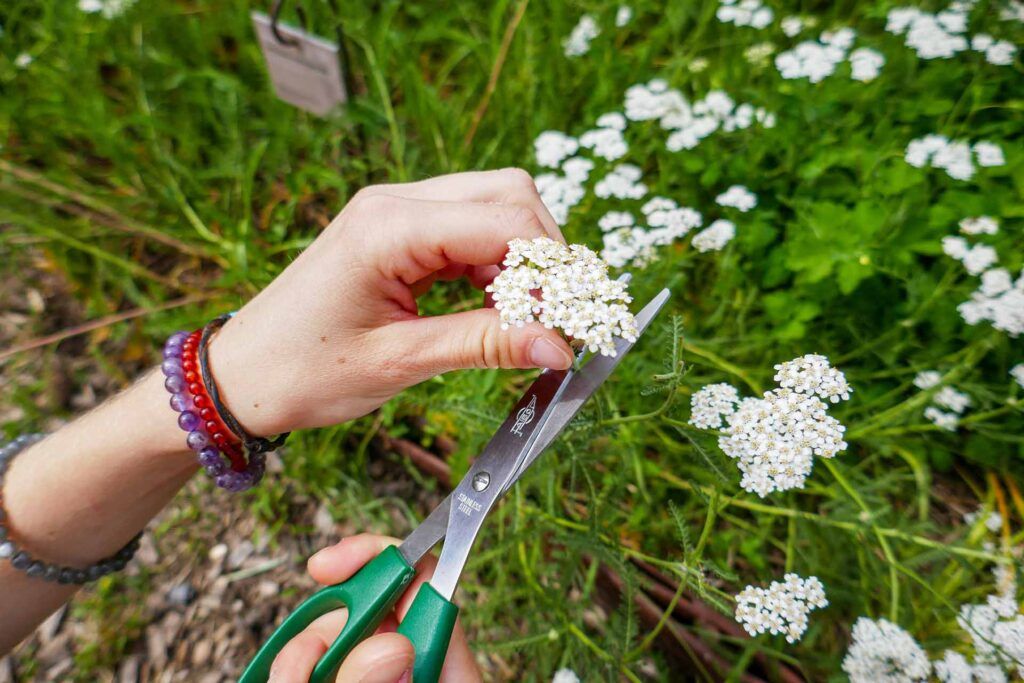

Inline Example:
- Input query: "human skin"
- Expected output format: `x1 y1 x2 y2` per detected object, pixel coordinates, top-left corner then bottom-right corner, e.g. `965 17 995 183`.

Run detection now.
0 169 573 681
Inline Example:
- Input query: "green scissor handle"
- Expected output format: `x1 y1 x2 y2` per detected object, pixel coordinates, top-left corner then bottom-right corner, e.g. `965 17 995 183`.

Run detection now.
238 545 416 683
397 582 460 683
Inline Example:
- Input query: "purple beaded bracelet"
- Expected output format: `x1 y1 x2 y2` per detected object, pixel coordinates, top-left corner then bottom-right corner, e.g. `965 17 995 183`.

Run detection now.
161 330 265 492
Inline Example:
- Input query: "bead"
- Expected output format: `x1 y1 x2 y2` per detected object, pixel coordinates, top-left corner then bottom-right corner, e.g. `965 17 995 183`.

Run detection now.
193 395 209 409
26 562 44 578
161 359 183 377
178 411 201 432
43 565 60 582
212 432 229 447
182 359 197 373
58 569 75 584
204 421 218 433
168 331 189 345
188 383 202 396
198 448 227 476
11 552 31 570
186 430 210 451
164 375 186 393
169 393 191 413
184 371 198 384
0 541 13 558
162 345 183 359
87 565 105 581
199 408 215 421
0 527 6 542
72 569 87 584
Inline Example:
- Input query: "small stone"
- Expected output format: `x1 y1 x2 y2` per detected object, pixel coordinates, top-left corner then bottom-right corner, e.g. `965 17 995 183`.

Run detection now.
227 541 254 569
167 582 197 607
257 580 280 598
208 543 228 563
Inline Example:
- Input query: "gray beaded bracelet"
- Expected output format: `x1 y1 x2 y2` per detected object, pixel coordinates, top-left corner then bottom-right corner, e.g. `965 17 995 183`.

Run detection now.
0 434 142 584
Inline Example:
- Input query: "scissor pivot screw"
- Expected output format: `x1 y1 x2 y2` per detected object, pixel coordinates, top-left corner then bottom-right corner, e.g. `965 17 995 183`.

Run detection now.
472 472 490 492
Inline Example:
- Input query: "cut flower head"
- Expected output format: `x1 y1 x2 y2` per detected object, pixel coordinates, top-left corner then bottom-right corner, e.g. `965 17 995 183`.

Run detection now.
486 237 639 357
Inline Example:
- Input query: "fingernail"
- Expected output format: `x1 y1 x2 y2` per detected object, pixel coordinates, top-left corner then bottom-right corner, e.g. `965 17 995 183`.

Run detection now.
397 669 412 683
529 338 571 369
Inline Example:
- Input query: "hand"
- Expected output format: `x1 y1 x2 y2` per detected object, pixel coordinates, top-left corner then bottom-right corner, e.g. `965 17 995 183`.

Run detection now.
268 534 482 683
208 169 575 436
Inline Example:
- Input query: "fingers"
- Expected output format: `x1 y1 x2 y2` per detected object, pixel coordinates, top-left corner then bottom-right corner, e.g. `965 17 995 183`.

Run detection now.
268 610 346 683
307 534 402 585
358 168 565 242
345 194 549 285
334 633 414 683
378 308 574 380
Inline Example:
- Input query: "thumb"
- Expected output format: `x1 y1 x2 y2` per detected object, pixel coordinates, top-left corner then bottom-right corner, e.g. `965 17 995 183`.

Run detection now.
334 632 414 683
385 308 574 379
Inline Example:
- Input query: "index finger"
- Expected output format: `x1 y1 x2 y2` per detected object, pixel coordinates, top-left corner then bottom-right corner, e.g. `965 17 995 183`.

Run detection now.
306 533 402 585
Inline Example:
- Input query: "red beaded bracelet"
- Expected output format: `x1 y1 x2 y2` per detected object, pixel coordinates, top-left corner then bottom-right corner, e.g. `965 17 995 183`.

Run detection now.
180 332 247 472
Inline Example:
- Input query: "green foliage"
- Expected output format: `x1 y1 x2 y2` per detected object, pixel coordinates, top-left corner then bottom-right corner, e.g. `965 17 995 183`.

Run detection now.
1 0 1023 681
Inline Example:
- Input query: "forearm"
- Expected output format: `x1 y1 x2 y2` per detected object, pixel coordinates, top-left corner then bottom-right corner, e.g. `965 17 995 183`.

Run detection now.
0 369 196 653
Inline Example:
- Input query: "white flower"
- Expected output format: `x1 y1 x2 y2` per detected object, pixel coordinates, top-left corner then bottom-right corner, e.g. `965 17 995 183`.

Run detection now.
775 38 848 83
934 386 971 413
958 593 1024 671
974 141 1006 167
982 40 1017 66
744 41 776 65
822 27 857 50
689 57 710 72
78 0 104 11
1002 0 1024 21
535 172 586 226
980 269 1013 297
715 185 758 212
579 126 629 161
596 111 628 131
564 15 600 57
962 244 999 276
913 370 942 390
486 238 638 357
735 574 828 644
773 354 852 403
957 269 1024 336
943 236 970 260
1012 364 1024 389
14 53 33 69
535 131 579 168
598 211 635 232
692 219 736 253
849 47 885 82
717 0 774 29
960 216 999 235
781 16 804 37
594 164 647 199
552 669 580 683
78 0 133 17
888 7 969 60
933 650 973 683
842 618 931 683
720 388 847 497
925 406 960 431
690 383 741 429
561 156 594 184
964 508 1003 534
615 5 633 27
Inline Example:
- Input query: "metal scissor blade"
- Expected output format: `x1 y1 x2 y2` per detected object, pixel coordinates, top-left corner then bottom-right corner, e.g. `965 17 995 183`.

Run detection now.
501 287 671 494
398 494 451 566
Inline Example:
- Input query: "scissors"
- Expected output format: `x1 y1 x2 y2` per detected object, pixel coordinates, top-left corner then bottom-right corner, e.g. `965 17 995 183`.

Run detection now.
239 284 670 683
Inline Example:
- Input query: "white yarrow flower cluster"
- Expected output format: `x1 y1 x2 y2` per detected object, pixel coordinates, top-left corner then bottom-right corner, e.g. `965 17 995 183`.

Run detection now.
600 196 705 267
595 164 647 199
535 167 588 226
913 370 942 390
734 574 828 643
689 383 741 429
963 507 1003 533
564 15 600 57
886 6 969 59
14 53 33 69
971 33 1018 65
939 216 1024 337
849 47 886 81
781 16 804 37
960 216 1000 236
842 618 932 683
552 669 580 683
623 80 774 153
914 368 971 432
487 238 638 357
715 185 758 212
691 219 736 253
717 0 773 30
615 6 633 27
716 355 850 497
535 132 580 168
905 135 1005 181
580 115 629 162
773 354 853 403
775 29 872 83
78 0 134 17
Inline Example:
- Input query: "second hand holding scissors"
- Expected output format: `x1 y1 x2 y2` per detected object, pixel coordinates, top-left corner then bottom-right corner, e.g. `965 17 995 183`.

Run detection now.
240 285 670 683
